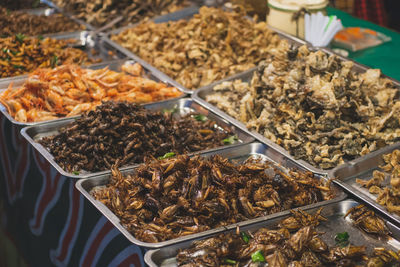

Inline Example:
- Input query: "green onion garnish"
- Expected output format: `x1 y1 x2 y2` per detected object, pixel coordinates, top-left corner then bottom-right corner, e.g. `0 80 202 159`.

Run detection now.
335 232 349 247
193 114 207 122
50 55 59 68
241 232 250 243
251 250 265 262
224 258 237 265
162 105 178 114
12 65 25 70
158 152 176 160
15 33 26 43
223 135 238 145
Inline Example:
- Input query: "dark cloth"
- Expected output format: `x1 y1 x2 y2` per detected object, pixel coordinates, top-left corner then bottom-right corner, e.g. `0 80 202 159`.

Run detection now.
354 0 387 26
332 0 387 26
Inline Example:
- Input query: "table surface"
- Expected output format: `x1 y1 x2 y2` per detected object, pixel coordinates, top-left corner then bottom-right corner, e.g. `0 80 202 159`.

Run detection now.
327 7 400 81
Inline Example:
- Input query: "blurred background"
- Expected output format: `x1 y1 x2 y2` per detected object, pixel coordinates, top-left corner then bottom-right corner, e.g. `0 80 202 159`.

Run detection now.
231 0 400 31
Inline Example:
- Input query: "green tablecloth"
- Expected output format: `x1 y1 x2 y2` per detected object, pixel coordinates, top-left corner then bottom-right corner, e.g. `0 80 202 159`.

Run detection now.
327 7 400 81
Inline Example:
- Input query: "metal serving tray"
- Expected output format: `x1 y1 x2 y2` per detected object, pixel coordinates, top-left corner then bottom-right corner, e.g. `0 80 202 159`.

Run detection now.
0 58 188 127
75 142 346 248
0 30 122 84
21 98 254 179
192 68 325 175
331 143 400 226
12 7 87 35
192 50 400 174
322 47 400 85
45 0 200 32
144 199 400 266
102 5 307 94
39 1 94 30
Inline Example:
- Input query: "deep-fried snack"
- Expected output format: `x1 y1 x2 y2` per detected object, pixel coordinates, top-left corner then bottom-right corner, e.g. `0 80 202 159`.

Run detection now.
92 154 334 242
0 35 100 78
206 42 400 169
112 6 282 89
0 63 182 122
0 7 84 37
176 208 399 266
357 150 400 215
40 102 234 172
52 0 190 28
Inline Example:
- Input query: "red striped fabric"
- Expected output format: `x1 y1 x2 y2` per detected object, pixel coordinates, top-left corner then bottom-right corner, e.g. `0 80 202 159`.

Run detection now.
352 0 387 26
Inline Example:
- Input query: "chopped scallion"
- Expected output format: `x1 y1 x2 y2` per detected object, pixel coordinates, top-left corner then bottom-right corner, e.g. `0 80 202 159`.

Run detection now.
223 135 238 145
241 232 250 243
251 250 265 262
158 152 176 160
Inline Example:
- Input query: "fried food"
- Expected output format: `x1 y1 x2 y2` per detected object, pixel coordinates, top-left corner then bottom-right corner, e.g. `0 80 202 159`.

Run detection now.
0 7 84 37
206 42 400 169
177 208 400 266
357 150 400 216
91 154 334 242
111 6 282 89
0 63 182 122
40 102 234 172
0 35 100 78
0 1 44 10
52 0 190 28
345 204 390 237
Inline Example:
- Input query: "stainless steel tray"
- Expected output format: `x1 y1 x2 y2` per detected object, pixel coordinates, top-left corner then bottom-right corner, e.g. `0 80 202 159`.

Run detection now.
0 30 122 83
102 5 307 94
0 58 187 127
10 7 88 35
75 142 346 248
45 1 199 31
321 47 400 84
39 1 94 30
21 98 254 179
331 143 400 226
192 51 400 174
144 199 400 266
192 68 325 175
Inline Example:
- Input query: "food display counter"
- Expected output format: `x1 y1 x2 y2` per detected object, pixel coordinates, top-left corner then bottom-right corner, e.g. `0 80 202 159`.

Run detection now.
1 1 400 266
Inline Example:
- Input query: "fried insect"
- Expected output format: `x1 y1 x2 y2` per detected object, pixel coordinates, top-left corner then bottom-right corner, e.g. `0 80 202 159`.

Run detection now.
40 102 234 172
0 35 100 78
0 1 44 10
0 7 84 37
206 43 400 169
0 63 182 122
356 150 400 216
345 204 390 237
52 0 190 28
367 247 400 266
176 208 399 266
278 207 327 231
112 6 282 89
91 155 334 242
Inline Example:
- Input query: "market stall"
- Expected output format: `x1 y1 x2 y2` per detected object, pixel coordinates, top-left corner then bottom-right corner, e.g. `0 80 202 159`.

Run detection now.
1 1 400 267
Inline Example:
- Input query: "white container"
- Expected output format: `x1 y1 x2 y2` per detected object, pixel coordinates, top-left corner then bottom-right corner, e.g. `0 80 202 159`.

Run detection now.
267 0 328 39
